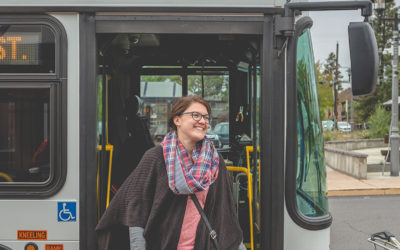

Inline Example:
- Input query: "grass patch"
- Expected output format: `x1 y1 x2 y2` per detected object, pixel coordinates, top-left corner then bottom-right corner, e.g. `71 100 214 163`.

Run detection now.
323 130 371 142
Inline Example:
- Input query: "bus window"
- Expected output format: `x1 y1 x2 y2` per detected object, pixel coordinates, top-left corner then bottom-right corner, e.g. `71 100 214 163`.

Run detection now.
0 17 66 197
0 88 50 183
188 70 229 145
140 75 183 144
296 29 328 217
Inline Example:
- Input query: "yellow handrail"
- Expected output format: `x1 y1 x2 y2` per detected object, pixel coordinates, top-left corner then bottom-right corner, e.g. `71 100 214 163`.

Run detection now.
246 146 261 193
246 146 261 230
0 172 13 182
97 144 114 209
245 146 260 171
227 166 254 250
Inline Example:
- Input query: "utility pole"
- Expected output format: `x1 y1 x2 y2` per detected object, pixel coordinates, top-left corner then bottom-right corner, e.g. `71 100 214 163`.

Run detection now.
334 42 339 129
390 13 399 176
350 88 354 131
348 69 354 131
375 0 399 176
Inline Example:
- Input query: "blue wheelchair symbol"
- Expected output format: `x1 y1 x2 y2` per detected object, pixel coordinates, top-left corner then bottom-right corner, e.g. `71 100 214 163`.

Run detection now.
58 202 76 222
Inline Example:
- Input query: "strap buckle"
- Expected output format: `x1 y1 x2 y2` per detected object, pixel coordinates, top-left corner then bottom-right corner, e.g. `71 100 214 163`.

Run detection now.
210 230 217 240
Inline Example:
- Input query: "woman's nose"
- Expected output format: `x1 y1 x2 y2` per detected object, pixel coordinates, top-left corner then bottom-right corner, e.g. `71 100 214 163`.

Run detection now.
198 117 206 124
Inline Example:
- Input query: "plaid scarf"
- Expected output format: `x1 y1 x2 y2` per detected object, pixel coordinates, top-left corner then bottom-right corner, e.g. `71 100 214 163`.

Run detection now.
161 131 219 195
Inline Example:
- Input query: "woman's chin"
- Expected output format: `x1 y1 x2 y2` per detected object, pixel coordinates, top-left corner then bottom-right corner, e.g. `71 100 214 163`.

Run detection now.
192 134 206 142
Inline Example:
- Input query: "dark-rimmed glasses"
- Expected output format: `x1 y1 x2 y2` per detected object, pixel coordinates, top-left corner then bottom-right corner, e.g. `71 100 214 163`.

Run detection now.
181 111 210 123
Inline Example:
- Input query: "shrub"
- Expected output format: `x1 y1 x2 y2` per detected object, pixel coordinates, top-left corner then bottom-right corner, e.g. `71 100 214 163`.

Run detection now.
367 106 391 138
360 130 371 139
323 133 332 142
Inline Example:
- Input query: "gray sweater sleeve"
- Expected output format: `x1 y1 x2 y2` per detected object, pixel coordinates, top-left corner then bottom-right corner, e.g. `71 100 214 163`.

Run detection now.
238 242 247 250
129 227 146 250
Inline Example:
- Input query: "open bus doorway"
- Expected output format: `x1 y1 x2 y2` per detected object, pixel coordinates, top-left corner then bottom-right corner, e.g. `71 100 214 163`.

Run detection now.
96 33 261 249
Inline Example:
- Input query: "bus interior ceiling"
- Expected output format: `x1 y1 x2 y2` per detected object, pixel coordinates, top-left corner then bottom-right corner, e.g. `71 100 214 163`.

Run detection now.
96 33 262 242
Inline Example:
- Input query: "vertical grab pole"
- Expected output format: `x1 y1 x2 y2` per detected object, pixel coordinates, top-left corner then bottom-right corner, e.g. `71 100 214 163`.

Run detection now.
201 62 205 98
251 47 258 250
100 56 107 216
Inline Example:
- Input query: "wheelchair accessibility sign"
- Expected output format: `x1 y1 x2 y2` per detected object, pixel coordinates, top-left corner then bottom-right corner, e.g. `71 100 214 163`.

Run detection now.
57 202 76 222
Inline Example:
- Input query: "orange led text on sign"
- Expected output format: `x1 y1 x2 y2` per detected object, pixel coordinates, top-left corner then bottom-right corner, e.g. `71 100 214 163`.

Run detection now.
17 230 47 240
0 36 23 60
45 244 64 250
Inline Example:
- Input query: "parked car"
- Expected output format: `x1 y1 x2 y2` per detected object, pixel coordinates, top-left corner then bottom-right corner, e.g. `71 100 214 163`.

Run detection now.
213 122 229 147
322 120 334 131
206 127 222 148
337 121 351 132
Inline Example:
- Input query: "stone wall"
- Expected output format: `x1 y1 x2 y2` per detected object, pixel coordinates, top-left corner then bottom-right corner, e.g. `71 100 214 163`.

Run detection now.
325 138 385 151
325 147 368 179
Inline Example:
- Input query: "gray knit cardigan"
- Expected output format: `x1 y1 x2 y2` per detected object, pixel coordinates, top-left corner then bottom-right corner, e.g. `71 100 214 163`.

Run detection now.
96 146 243 250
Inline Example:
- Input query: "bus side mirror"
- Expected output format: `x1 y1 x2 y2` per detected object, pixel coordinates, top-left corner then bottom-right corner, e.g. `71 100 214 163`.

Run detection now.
348 22 378 96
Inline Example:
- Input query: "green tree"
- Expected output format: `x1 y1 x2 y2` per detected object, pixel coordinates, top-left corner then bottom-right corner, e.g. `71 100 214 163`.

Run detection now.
323 52 343 91
316 52 343 122
316 61 334 119
188 74 229 102
368 106 391 138
141 73 229 102
141 75 182 85
355 1 398 122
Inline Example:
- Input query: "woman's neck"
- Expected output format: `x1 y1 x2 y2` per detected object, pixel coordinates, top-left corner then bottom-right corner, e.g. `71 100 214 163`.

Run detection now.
176 132 195 156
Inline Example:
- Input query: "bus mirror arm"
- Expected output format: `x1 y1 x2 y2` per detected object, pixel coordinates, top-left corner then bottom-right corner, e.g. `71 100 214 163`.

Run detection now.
275 16 295 37
277 1 372 37
284 1 372 20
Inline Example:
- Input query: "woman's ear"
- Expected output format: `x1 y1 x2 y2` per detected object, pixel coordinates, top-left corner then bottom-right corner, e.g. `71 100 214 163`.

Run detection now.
173 116 181 128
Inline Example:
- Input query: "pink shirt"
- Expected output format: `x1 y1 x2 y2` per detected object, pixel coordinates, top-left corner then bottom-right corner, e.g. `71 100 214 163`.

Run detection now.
177 189 209 250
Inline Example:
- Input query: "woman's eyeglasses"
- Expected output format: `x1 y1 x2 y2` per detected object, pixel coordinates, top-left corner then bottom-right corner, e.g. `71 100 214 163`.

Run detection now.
181 112 210 123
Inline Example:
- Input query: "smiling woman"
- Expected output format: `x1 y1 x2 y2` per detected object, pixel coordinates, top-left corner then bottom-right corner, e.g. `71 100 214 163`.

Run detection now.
171 97 211 153
96 95 245 250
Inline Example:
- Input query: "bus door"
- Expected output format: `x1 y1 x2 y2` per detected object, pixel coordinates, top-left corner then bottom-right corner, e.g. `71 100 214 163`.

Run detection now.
93 14 266 249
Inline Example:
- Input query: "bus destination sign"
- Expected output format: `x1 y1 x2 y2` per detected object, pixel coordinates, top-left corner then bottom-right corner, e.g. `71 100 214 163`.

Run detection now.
0 32 40 65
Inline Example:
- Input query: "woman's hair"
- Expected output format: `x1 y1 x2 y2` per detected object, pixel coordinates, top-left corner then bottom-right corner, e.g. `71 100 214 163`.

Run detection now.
168 95 211 131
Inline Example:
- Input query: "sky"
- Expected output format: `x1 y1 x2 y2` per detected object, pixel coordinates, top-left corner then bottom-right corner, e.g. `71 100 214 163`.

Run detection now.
309 10 363 70
309 10 364 88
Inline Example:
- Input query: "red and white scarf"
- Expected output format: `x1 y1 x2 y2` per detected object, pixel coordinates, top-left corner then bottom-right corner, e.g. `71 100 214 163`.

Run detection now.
161 132 219 195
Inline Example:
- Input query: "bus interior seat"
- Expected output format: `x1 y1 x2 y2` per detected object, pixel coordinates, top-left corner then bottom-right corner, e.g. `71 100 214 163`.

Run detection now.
111 94 154 189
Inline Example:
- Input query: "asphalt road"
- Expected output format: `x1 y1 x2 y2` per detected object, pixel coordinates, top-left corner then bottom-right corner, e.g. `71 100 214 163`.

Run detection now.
329 195 400 250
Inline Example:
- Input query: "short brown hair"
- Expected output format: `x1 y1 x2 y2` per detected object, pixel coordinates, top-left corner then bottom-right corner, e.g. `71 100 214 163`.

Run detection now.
168 95 211 131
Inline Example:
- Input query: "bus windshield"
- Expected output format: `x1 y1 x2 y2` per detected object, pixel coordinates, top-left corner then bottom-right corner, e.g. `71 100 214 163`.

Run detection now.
296 29 329 217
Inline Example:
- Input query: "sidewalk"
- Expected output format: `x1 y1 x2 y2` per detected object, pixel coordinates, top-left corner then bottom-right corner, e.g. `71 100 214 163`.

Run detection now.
327 147 400 196
327 167 400 196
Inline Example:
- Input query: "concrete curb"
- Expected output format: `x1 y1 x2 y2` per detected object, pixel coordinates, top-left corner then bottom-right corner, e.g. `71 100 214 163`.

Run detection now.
328 188 400 197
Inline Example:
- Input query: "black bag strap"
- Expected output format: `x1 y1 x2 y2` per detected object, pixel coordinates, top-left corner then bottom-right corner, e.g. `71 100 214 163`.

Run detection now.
191 194 220 250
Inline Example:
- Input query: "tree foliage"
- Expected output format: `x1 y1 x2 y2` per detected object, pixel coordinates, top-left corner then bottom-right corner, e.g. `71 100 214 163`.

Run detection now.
188 74 229 102
316 51 343 121
323 52 343 91
141 75 182 85
368 106 391 138
355 1 398 122
316 61 334 119
141 73 229 102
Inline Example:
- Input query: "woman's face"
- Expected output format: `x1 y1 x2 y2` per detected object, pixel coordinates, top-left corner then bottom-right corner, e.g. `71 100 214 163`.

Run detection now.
174 102 209 144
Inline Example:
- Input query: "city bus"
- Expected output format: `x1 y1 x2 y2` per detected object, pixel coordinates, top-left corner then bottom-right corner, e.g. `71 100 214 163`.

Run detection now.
0 1 377 249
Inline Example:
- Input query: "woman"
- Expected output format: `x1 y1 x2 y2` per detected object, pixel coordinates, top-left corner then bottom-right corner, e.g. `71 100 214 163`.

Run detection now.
96 95 245 250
